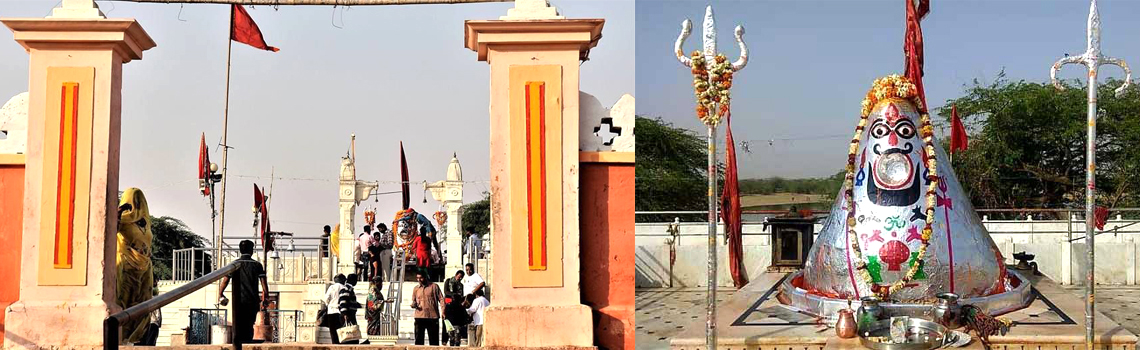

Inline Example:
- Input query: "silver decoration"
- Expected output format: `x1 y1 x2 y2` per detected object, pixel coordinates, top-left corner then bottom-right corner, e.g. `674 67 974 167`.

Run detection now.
797 97 1021 310
674 6 748 72
674 6 748 350
781 270 1033 324
1048 1 1132 347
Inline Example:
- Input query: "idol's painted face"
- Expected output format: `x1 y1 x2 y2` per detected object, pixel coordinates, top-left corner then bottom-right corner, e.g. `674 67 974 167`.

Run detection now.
864 101 922 207
396 220 414 244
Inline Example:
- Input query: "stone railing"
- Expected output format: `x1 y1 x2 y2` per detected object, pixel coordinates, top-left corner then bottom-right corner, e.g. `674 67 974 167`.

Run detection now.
635 209 1140 288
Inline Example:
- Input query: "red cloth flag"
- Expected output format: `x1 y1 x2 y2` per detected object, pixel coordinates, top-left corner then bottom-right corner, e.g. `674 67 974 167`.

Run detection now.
254 184 272 249
400 142 411 210
950 104 968 153
231 5 279 52
1094 206 1110 231
904 0 930 111
721 111 748 288
198 133 211 196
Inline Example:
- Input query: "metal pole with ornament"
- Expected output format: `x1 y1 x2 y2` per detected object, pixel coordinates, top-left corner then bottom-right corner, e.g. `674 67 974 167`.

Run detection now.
1049 0 1132 347
674 6 747 349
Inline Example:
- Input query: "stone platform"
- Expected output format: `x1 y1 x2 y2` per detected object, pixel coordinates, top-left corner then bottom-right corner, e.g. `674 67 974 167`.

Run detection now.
667 271 1138 350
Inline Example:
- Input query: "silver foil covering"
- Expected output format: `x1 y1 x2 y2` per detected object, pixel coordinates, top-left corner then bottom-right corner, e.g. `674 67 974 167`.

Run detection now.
801 98 1010 303
781 270 1034 323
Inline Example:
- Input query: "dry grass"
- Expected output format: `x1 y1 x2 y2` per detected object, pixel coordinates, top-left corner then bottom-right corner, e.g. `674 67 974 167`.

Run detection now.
739 193 829 207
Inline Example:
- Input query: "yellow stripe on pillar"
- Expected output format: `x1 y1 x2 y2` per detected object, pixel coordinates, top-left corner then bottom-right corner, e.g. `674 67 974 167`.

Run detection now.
526 81 547 271
54 82 78 269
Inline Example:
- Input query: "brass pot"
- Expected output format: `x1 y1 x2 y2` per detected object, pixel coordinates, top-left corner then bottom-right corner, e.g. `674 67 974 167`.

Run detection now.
857 296 884 331
932 293 962 329
836 309 858 339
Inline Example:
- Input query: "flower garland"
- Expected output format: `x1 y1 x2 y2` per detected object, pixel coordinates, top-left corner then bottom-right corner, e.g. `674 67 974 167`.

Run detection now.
691 52 734 126
392 208 417 250
846 75 939 298
364 208 377 227
433 211 447 228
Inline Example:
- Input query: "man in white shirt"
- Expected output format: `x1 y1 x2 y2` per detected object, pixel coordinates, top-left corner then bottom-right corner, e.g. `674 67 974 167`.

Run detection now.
355 226 374 278
461 263 485 297
465 290 489 347
322 274 347 344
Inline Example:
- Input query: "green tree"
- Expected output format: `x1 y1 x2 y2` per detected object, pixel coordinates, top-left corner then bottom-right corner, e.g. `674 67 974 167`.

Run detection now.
461 192 491 238
635 116 712 222
938 73 1140 214
150 216 211 280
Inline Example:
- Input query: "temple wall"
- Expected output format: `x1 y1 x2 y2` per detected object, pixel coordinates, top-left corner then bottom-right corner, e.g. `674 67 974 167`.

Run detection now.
580 161 635 350
635 218 1140 288
0 162 24 339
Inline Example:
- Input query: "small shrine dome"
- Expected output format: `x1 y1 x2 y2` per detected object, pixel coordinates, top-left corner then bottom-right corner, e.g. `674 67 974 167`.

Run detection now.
447 153 463 182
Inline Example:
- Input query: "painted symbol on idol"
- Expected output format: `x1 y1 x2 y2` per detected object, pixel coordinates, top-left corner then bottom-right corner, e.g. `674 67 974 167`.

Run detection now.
396 219 414 247
864 101 922 207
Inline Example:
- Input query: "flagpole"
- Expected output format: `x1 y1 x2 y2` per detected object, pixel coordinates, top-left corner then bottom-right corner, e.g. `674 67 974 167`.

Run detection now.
217 5 234 270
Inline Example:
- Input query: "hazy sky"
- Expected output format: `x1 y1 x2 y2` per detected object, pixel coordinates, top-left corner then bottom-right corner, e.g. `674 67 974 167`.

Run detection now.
637 0 1140 179
0 0 634 245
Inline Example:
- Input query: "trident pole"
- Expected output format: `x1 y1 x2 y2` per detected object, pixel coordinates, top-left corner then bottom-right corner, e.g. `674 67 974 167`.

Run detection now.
1049 0 1132 347
705 124 717 350
217 6 235 270
675 7 748 349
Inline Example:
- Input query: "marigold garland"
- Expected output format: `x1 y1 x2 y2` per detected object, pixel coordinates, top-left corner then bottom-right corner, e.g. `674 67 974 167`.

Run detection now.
392 208 417 250
846 75 939 299
691 52 734 126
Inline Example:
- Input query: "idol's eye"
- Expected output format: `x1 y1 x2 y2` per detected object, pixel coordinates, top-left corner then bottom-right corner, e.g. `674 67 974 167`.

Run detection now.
871 123 891 139
895 122 916 138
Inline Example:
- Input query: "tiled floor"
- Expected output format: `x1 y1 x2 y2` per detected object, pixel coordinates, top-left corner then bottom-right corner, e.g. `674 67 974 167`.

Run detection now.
637 286 1140 350
1062 286 1140 335
635 289 736 350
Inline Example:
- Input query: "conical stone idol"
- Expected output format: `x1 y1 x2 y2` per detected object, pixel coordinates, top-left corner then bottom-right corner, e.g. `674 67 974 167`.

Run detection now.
782 76 1031 316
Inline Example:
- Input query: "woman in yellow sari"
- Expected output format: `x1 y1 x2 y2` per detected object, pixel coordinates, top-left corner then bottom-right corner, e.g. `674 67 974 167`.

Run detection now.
117 188 154 344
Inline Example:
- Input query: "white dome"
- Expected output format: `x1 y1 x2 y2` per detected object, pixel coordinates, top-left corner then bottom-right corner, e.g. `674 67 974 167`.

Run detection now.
446 153 463 182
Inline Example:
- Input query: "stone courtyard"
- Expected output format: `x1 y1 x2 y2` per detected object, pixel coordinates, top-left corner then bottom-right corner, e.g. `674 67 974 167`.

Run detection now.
634 286 1140 350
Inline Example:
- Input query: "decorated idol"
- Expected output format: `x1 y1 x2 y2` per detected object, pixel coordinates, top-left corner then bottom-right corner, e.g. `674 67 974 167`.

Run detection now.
798 75 1012 304
393 207 440 267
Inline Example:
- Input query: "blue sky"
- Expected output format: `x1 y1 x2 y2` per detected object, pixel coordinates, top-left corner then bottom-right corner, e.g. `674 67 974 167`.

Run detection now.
637 0 1140 179
0 0 634 242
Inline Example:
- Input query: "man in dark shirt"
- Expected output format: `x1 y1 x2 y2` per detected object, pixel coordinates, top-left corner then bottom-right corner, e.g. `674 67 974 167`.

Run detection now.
218 240 269 344
320 225 331 258
441 270 466 344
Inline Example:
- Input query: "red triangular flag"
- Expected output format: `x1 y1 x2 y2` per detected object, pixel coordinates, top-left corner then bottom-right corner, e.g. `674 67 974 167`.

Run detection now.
904 0 930 111
400 142 411 210
950 104 968 153
721 111 748 288
198 133 211 196
254 184 271 249
231 5 279 52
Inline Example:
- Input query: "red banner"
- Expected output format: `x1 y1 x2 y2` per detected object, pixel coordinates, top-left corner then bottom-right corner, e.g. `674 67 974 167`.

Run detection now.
198 133 210 196
400 142 410 210
904 0 931 111
950 104 969 154
721 111 747 288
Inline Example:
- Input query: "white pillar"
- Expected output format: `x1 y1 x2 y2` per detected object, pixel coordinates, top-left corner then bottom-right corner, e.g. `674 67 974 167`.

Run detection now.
1061 238 1073 285
338 202 356 275
427 154 465 275
1127 242 1136 285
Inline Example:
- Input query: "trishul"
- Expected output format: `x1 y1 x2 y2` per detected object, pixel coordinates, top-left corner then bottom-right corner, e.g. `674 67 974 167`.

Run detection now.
1049 0 1131 95
673 6 747 350
1048 0 1132 348
674 6 748 73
